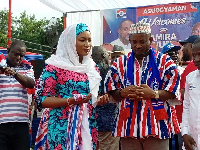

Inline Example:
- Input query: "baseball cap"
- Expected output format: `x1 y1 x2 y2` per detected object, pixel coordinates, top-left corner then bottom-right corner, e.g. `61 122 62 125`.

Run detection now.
179 35 200 46
161 43 181 54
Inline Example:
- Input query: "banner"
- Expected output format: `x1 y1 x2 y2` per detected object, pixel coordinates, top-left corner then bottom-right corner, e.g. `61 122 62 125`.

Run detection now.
102 2 200 52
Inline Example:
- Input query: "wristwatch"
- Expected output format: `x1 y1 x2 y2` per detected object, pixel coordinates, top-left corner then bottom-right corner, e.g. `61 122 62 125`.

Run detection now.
154 90 159 99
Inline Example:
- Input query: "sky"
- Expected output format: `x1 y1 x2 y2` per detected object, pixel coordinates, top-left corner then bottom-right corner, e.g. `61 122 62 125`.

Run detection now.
0 0 63 20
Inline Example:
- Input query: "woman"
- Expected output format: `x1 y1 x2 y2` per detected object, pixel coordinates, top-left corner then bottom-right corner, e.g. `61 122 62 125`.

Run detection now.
35 23 108 150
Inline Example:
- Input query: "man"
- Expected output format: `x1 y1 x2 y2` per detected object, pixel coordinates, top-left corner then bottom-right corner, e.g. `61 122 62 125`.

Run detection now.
92 46 120 150
105 22 181 150
181 37 200 150
111 45 125 64
180 35 200 64
162 43 184 74
162 43 184 150
179 35 199 100
0 40 35 150
110 20 133 49
191 22 200 36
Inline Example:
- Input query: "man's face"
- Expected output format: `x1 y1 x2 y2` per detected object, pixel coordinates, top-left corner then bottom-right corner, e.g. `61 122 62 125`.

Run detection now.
129 33 153 60
192 43 200 70
166 49 179 64
192 23 200 36
118 21 133 45
182 43 192 61
7 44 26 67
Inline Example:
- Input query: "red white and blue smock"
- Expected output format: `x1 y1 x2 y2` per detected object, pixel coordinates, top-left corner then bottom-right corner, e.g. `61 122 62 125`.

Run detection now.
104 49 181 139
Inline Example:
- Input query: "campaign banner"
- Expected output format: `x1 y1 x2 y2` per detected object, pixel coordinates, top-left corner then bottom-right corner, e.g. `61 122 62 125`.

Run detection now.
102 2 200 51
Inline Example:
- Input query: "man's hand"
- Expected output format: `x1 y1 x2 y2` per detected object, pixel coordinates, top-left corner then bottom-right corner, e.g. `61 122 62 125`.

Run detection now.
120 85 143 100
120 84 156 100
134 84 156 100
97 94 109 106
183 134 197 150
1 67 16 76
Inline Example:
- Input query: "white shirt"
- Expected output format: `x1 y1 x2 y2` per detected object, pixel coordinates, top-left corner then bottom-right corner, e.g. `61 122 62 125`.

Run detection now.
110 38 131 49
181 69 200 150
178 66 185 75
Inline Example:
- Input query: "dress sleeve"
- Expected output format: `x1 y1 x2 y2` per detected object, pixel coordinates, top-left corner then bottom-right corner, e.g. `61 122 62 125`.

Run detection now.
104 56 125 93
161 56 181 104
38 64 58 103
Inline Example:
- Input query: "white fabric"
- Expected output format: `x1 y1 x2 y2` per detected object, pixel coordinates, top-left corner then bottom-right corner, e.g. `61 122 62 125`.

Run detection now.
110 38 131 49
177 65 185 75
181 70 200 150
80 103 93 150
45 24 101 106
67 11 102 46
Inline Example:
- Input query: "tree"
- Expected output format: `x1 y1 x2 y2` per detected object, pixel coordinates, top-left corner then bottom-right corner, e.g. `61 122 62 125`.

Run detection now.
0 9 9 47
0 10 64 59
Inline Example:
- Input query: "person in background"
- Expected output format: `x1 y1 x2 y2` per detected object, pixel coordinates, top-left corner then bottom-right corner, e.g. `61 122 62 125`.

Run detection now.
191 22 200 36
35 23 108 150
110 20 133 49
105 22 181 150
162 42 184 150
181 37 200 150
0 40 35 150
92 46 120 150
162 43 184 75
179 35 199 101
52 43 57 55
111 45 126 64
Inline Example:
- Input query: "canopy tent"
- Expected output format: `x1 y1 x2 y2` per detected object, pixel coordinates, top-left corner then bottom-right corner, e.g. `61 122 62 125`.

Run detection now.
39 0 200 13
0 48 43 62
39 0 200 47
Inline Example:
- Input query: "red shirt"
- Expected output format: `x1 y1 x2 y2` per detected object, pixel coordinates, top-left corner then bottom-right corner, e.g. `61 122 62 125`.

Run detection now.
180 61 197 90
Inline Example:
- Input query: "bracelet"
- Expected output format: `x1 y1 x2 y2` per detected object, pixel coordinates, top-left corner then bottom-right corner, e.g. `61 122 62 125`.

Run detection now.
119 89 124 98
66 98 70 106
66 98 73 106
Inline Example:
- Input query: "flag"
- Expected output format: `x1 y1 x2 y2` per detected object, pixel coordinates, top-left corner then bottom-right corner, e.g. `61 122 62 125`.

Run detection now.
116 9 127 18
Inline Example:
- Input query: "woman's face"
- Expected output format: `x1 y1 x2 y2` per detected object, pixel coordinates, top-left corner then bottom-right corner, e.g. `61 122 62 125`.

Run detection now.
76 31 92 59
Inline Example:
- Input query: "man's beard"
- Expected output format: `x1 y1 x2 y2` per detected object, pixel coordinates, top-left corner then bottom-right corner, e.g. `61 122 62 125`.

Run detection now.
135 49 150 59
121 36 129 45
182 54 190 61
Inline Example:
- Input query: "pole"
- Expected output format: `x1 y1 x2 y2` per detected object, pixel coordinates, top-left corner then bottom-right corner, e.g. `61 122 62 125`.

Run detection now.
7 0 12 48
63 13 67 29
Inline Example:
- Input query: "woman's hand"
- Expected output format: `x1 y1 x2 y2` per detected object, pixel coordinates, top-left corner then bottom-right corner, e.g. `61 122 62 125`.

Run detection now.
97 94 109 106
69 93 92 105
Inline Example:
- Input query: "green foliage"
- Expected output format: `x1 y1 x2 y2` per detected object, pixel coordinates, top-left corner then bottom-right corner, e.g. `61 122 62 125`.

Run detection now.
0 9 9 47
0 10 64 59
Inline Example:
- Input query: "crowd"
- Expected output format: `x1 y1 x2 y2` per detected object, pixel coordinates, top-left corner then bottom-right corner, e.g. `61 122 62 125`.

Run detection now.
0 21 200 150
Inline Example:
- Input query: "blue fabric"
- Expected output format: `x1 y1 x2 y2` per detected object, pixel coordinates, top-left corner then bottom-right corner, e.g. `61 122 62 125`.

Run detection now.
96 103 117 132
76 23 90 37
96 62 117 132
